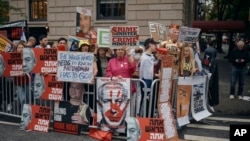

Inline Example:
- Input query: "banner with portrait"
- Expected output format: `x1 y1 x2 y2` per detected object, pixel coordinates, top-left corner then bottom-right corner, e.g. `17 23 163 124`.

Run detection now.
57 51 94 83
158 102 179 140
110 26 139 48
20 104 50 132
178 26 201 43
39 74 63 100
68 35 86 51
76 7 96 44
0 34 15 52
96 77 131 133
32 48 57 73
176 77 192 127
126 117 165 141
53 101 92 135
148 22 167 43
97 28 110 47
191 76 212 121
1 52 23 77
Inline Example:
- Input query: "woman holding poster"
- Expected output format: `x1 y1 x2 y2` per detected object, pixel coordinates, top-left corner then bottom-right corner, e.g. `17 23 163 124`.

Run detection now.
180 47 199 76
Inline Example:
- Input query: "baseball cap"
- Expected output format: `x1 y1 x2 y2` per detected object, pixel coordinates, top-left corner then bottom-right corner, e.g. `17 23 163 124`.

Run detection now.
79 40 90 48
144 38 159 48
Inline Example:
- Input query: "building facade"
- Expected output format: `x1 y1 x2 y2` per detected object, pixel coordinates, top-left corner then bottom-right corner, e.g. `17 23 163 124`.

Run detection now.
9 0 195 42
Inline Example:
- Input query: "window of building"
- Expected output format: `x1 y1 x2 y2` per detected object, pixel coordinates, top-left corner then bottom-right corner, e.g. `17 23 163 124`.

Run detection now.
29 0 47 21
97 0 125 20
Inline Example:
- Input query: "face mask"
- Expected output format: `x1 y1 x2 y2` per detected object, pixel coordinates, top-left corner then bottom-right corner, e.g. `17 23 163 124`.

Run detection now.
134 53 141 60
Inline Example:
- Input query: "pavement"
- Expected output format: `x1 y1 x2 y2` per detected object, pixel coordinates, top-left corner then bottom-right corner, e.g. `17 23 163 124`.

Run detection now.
0 44 250 141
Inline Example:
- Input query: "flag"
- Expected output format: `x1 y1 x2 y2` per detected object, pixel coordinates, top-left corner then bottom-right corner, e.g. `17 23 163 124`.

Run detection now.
20 27 27 42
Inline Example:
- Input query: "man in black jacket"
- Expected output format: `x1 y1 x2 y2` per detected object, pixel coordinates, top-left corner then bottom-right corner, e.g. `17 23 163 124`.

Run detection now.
229 40 249 100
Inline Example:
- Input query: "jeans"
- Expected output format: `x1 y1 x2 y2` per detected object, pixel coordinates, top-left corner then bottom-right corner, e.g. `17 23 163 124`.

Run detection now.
230 66 247 96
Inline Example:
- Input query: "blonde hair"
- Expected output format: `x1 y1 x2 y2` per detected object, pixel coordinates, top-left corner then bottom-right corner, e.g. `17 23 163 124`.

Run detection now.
181 46 195 76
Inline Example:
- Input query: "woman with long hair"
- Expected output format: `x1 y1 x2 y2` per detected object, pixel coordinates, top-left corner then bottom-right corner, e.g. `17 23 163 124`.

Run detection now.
180 46 199 76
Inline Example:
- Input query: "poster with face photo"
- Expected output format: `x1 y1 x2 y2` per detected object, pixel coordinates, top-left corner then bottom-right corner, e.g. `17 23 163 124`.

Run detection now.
76 7 96 44
96 77 131 133
191 76 212 121
20 104 50 132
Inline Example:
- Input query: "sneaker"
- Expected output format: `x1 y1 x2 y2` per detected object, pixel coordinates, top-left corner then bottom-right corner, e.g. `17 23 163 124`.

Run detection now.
6 103 12 112
238 96 243 100
229 95 234 99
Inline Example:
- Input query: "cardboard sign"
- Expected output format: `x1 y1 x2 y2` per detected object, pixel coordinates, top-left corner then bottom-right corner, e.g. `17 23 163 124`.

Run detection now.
97 28 110 47
32 48 57 73
148 22 167 43
178 26 201 43
57 51 94 83
40 74 63 101
110 26 139 48
1 52 23 77
96 77 131 133
21 104 50 132
0 34 15 52
127 117 165 141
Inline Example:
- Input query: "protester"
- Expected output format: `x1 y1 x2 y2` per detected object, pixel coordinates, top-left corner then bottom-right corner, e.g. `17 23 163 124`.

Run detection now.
26 36 36 47
229 40 249 100
57 37 67 47
96 48 110 77
35 35 51 48
180 46 199 76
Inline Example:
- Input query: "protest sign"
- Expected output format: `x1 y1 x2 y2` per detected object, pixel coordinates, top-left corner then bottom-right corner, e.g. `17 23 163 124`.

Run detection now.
57 51 94 83
53 101 92 135
158 102 179 140
110 26 139 48
127 117 165 141
22 104 50 132
32 48 57 73
1 52 22 77
40 74 63 101
191 76 212 121
176 77 192 127
178 26 201 43
0 34 15 52
97 28 110 47
76 7 97 44
148 22 167 43
96 77 130 133
158 55 174 103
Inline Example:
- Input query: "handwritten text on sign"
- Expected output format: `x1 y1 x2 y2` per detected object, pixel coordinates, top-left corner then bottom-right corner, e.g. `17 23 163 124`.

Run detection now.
110 26 139 48
57 51 93 83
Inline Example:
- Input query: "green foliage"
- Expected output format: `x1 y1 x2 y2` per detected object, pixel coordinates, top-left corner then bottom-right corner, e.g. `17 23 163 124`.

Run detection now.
0 0 23 25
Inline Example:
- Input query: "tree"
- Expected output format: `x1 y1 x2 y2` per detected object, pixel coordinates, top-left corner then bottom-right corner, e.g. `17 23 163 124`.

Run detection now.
0 0 22 25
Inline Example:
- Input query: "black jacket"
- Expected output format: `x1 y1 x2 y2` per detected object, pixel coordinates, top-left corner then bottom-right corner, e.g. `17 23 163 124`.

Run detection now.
229 47 249 68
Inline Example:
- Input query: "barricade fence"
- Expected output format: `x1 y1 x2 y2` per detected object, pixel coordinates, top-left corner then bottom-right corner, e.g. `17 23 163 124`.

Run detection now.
0 73 214 137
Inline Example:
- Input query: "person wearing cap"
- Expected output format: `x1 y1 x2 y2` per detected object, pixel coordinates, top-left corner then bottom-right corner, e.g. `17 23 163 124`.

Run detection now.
139 38 160 117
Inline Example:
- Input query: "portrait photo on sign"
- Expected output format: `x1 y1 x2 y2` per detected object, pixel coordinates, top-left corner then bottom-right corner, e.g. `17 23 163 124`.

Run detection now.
96 77 131 133
23 48 36 74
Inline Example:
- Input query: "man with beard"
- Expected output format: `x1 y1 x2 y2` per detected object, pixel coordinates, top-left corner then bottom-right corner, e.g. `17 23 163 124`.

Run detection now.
35 35 51 48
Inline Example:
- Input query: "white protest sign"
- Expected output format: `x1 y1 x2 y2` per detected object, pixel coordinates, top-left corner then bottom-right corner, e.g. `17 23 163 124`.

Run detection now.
148 22 167 43
57 51 94 83
178 26 201 43
97 28 110 47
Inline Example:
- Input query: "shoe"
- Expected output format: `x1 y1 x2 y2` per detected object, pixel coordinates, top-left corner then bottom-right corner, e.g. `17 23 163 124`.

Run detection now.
238 96 243 100
6 103 12 112
229 95 234 99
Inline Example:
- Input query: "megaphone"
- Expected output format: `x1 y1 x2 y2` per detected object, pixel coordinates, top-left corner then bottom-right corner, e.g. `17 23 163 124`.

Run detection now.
156 47 168 55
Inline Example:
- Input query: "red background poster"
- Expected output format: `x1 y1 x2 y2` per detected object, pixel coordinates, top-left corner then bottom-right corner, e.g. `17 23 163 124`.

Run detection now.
2 52 23 77
27 105 50 132
41 74 63 100
32 48 57 73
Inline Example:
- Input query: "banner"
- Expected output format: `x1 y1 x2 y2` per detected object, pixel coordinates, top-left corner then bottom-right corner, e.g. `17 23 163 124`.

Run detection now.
96 77 131 133
110 26 139 48
20 104 50 132
54 101 92 135
1 52 22 77
158 102 179 140
127 117 165 141
39 74 63 100
57 51 94 83
76 7 96 44
97 28 110 47
0 34 15 52
32 48 57 73
178 26 201 43
0 20 27 41
158 55 174 103
176 77 192 127
191 76 212 121
148 22 167 43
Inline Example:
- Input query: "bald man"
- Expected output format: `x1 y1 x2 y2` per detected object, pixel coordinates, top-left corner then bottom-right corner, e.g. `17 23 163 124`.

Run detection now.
127 117 141 141
26 36 37 47
229 40 249 100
